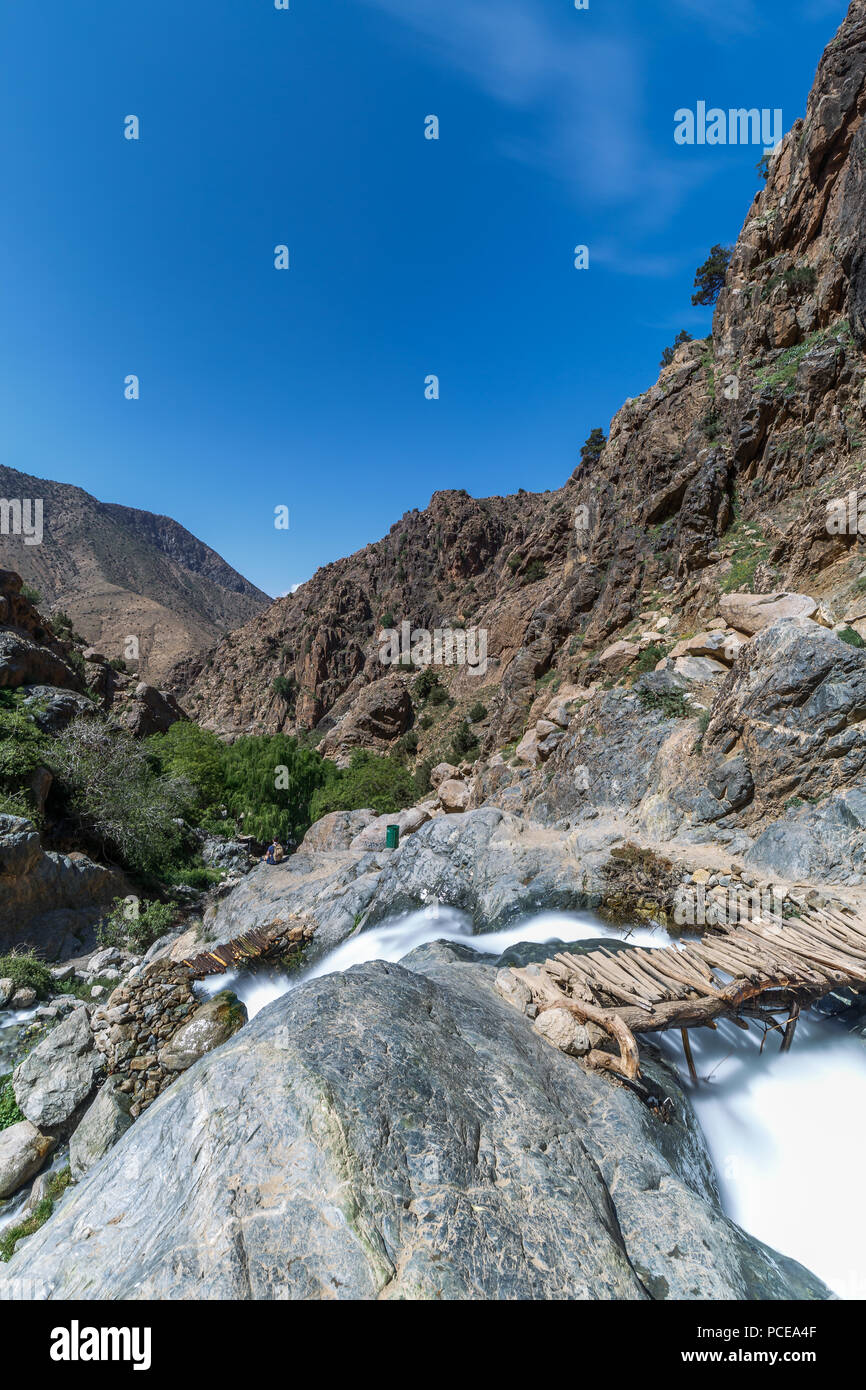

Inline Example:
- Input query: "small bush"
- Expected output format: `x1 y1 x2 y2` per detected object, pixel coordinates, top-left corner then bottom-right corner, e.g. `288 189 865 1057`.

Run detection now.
271 675 297 703
0 951 56 1001
637 687 692 720
0 708 51 803
451 720 480 761
634 643 668 673
20 584 41 605
522 559 547 585
660 329 693 369
838 626 866 648
468 702 488 723
97 898 178 952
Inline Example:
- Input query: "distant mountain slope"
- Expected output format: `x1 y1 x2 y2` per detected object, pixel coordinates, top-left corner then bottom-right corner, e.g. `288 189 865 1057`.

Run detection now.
0 464 270 683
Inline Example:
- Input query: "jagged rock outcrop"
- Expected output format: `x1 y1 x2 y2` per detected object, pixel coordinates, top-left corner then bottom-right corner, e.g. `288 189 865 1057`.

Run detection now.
172 3 866 808
705 617 866 815
4 944 829 1300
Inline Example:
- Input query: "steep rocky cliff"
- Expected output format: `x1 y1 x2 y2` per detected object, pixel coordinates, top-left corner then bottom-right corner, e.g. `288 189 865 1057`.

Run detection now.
176 2 866 790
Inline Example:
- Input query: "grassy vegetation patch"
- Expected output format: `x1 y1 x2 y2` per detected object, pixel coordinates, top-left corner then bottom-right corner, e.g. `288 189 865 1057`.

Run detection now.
637 687 692 720
0 1168 71 1262
0 1075 24 1132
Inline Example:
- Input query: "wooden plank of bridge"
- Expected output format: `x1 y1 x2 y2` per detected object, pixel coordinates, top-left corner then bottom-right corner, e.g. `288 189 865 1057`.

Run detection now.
510 904 866 1086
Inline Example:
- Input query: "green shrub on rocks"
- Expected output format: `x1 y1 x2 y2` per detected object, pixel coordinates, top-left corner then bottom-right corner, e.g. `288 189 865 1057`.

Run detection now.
0 951 55 1001
634 643 668 673
0 1074 25 1132
97 898 178 952
637 687 692 720
0 1168 71 1262
0 707 51 812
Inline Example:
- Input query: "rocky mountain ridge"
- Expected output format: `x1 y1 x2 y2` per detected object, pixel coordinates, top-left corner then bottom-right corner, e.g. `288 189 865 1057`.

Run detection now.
175 1 866 789
0 464 269 684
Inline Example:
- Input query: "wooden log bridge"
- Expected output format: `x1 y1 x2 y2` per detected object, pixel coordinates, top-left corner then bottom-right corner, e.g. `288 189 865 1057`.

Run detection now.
508 905 866 1087
180 920 311 980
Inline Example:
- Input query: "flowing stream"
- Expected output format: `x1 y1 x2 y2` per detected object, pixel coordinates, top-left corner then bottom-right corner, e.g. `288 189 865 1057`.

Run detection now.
175 906 866 1297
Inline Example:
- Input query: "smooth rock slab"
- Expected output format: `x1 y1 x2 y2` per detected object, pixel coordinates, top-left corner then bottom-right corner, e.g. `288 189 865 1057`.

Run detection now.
719 592 817 636
12 1007 100 1128
0 1120 56 1199
158 991 247 1072
6 952 830 1300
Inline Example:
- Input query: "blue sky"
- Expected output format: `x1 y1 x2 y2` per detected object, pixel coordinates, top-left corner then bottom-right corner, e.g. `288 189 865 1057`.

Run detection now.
0 0 848 597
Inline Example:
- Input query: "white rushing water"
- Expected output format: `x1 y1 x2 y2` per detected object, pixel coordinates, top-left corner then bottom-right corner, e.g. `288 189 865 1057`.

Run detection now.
197 906 866 1298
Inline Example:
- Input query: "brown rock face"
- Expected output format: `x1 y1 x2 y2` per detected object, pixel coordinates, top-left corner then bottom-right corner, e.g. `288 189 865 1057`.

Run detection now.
179 5 866 770
0 466 269 684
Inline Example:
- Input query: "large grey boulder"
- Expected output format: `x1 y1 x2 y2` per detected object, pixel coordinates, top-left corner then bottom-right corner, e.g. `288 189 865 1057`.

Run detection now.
0 814 42 878
705 617 866 816
300 810 377 852
18 686 99 734
746 788 866 882
349 805 430 850
69 1079 134 1181
0 1120 56 1198
158 991 246 1072
0 632 79 691
4 947 828 1300
718 592 818 635
13 1007 101 1129
0 815 131 960
364 808 605 930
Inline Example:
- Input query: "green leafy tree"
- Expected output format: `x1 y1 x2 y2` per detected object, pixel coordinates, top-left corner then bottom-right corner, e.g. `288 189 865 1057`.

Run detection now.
148 722 225 809
49 717 191 874
219 734 335 845
271 674 297 705
579 428 607 469
451 720 479 760
691 245 732 306
309 751 414 821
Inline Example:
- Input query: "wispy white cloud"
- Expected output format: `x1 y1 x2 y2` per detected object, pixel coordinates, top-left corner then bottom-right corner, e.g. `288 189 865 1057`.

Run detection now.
669 0 762 36
361 0 701 220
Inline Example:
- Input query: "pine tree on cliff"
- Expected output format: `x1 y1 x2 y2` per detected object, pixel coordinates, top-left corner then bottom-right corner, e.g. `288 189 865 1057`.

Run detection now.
579 427 607 469
691 245 733 306
660 329 693 367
